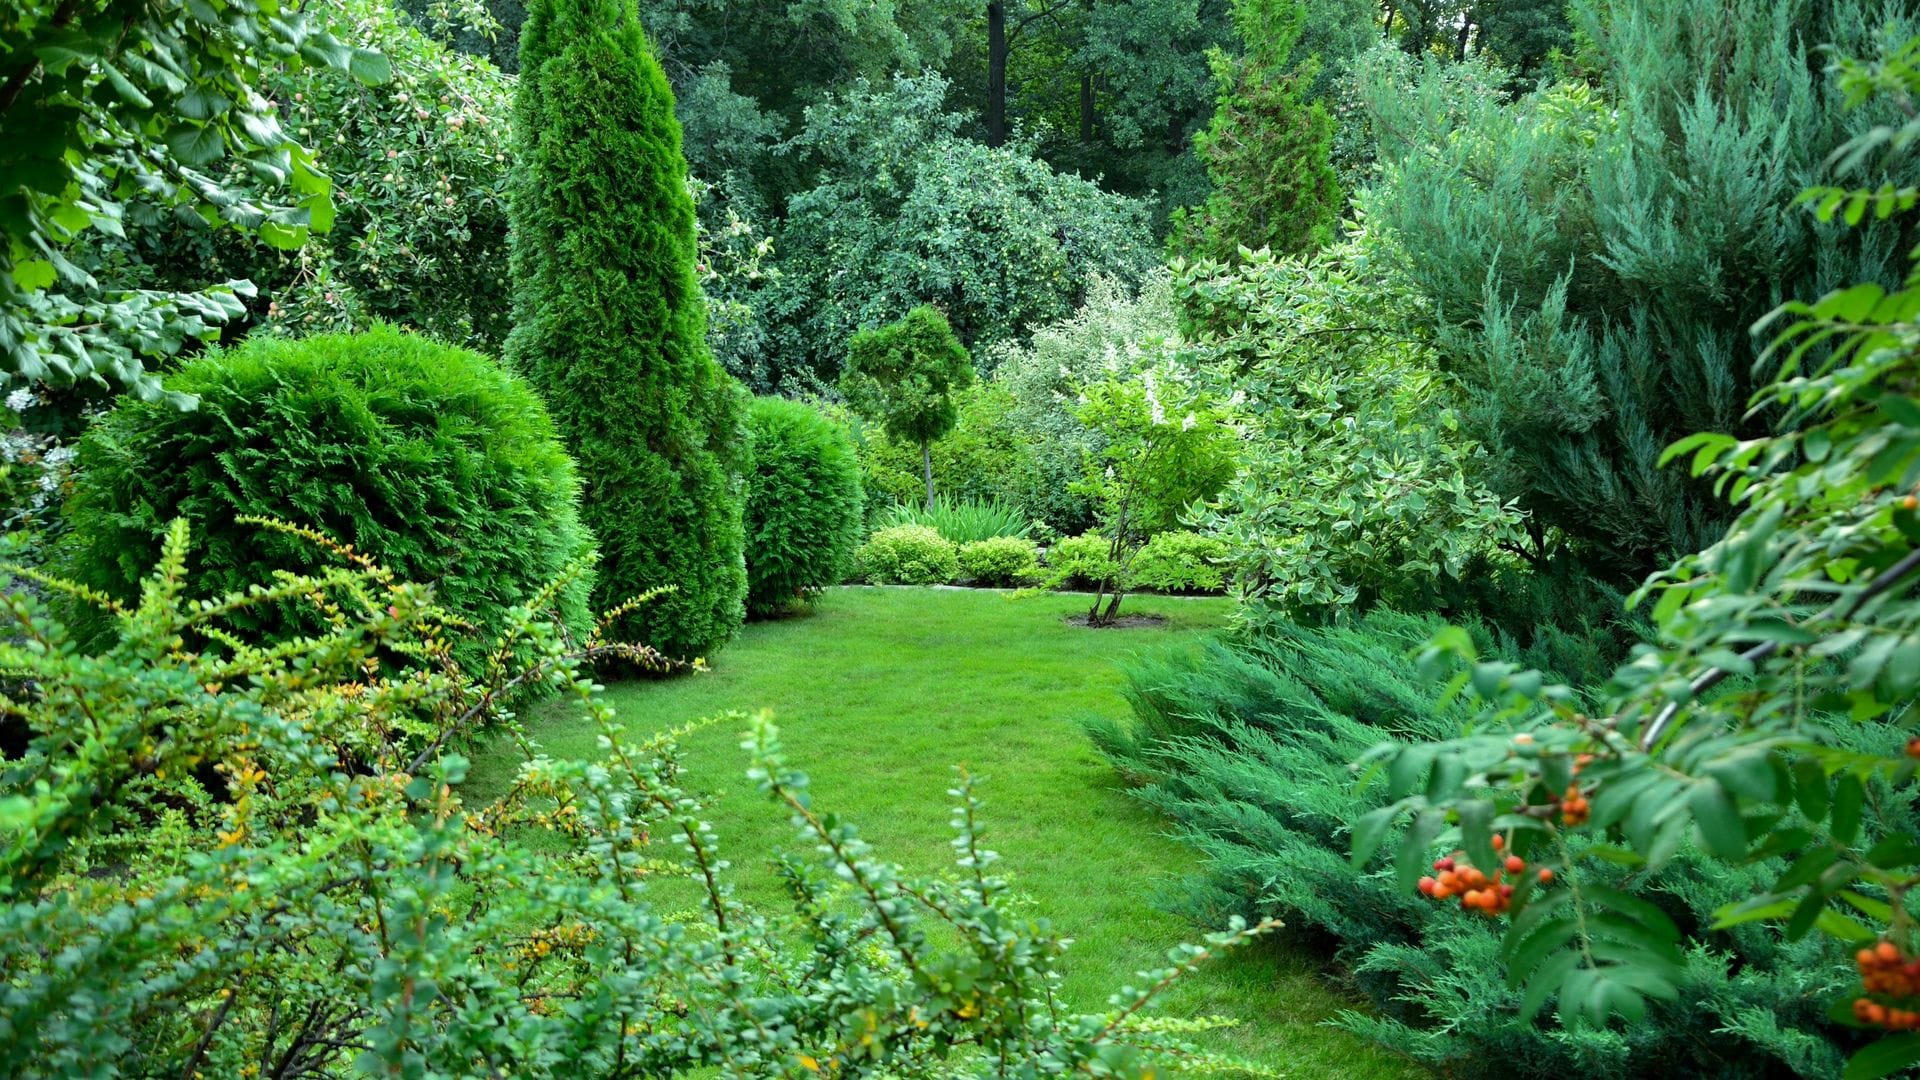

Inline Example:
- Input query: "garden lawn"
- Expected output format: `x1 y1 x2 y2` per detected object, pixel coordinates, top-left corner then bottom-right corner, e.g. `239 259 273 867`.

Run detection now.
467 586 1425 1078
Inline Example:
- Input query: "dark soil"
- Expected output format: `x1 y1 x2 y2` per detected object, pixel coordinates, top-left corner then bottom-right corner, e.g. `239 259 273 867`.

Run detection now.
1065 613 1169 629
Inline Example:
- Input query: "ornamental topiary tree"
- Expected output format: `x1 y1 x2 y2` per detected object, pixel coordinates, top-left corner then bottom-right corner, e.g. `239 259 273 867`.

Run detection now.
742 396 863 616
841 306 975 511
58 325 595 680
505 0 746 662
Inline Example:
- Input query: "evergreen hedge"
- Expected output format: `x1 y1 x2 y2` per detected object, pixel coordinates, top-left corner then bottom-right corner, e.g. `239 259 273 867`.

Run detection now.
59 325 595 677
742 396 863 616
505 0 746 661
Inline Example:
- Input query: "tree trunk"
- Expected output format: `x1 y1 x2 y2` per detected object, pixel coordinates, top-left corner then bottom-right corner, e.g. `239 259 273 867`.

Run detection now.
922 439 935 511
1079 72 1094 142
1381 0 1395 38
987 1 1008 148
1454 10 1474 60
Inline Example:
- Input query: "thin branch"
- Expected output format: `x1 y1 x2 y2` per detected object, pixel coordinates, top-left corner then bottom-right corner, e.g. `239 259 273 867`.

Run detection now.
179 988 240 1080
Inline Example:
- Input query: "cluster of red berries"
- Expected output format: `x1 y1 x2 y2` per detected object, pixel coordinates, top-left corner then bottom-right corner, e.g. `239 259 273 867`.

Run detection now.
1854 941 1920 1030
1417 836 1554 917
1559 786 1591 825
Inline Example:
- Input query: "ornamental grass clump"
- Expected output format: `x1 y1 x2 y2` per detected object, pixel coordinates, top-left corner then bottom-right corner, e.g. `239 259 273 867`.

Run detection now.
875 494 1033 543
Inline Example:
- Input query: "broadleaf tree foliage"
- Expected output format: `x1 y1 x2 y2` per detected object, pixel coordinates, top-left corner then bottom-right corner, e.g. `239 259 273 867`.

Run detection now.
0 0 386 402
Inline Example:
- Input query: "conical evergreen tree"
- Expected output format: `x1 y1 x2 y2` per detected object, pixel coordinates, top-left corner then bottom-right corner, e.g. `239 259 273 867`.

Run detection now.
506 0 746 660
1364 0 1920 578
1172 0 1340 262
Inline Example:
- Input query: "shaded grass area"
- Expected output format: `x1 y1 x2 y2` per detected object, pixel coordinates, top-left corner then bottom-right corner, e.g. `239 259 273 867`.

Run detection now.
467 586 1425 1077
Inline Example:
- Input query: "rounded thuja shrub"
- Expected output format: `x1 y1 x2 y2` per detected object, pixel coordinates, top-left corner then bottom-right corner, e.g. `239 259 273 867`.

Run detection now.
60 325 596 677
743 396 863 616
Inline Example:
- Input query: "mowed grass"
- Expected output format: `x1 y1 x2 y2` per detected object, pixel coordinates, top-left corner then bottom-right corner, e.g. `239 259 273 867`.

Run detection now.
466 586 1425 1078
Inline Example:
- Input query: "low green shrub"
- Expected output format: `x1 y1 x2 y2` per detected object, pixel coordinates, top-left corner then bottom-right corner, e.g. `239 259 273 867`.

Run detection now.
1088 611 1875 1078
856 524 958 585
875 494 1033 543
1127 530 1226 593
957 536 1042 586
743 396 864 616
59 325 593 679
1042 533 1118 589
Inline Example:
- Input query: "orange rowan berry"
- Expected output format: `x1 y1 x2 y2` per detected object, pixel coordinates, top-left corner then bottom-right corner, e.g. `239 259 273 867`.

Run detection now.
1418 876 1438 896
1907 736 1920 760
1491 834 1505 851
1505 855 1526 874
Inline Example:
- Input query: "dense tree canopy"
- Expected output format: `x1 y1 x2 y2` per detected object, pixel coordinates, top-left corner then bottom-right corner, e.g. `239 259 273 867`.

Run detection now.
0 0 380 401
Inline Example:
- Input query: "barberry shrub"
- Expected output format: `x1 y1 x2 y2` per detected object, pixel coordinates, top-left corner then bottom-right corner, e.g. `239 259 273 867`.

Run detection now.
742 396 863 616
1360 39 1920 1080
855 525 958 586
0 520 1268 1077
58 325 593 682
505 0 746 662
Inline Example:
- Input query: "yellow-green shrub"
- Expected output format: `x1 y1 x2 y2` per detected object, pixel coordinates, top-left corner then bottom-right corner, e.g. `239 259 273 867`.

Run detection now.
957 536 1041 586
856 524 958 585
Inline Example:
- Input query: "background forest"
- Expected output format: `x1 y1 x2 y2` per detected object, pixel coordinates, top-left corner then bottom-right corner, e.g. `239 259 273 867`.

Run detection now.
10 0 1920 1076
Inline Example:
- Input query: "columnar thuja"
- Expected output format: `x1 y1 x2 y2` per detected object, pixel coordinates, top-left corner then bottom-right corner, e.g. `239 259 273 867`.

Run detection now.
505 0 747 663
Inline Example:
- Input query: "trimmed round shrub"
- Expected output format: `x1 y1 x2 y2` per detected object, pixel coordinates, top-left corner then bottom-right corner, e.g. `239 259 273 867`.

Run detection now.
957 536 1041 587
1128 531 1227 593
743 396 864 616
1043 533 1118 589
856 525 958 585
60 325 595 676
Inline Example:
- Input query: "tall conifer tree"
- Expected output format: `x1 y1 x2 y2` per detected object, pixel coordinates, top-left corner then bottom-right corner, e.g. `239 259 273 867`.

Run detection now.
506 0 746 660
1172 0 1340 262
1364 0 1920 577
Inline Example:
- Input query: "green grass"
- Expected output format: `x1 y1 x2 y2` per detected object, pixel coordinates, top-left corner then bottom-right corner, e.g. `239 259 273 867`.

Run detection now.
467 586 1425 1078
